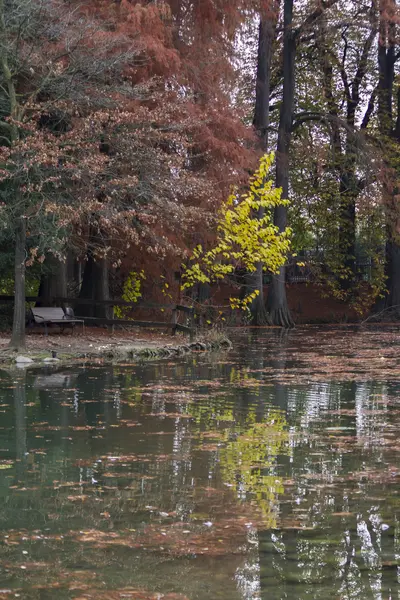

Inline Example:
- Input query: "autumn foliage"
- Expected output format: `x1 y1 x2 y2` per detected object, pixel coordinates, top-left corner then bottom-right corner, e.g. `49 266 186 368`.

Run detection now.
4 0 400 343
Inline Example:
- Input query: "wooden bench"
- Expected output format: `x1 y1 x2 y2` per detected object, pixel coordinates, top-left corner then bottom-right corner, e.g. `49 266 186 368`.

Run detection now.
30 307 85 335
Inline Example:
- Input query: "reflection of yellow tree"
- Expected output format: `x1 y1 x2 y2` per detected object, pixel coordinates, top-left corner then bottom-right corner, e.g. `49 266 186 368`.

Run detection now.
220 412 289 527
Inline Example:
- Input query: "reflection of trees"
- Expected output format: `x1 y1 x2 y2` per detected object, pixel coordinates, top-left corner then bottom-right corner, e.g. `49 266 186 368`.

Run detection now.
258 508 400 600
14 373 27 468
257 380 400 600
0 346 400 600
220 414 288 526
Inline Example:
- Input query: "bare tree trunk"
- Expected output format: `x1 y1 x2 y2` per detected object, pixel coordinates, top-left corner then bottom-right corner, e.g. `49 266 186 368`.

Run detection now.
246 260 270 325
98 257 110 319
37 256 67 305
338 168 358 288
380 238 400 316
266 0 295 328
248 13 277 325
375 2 400 315
1 1 26 347
66 251 82 296
253 14 275 146
76 252 110 319
9 216 26 350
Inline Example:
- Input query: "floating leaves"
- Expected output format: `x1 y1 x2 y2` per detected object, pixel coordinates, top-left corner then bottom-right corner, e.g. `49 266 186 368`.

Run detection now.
74 591 190 600
0 462 13 470
0 327 400 599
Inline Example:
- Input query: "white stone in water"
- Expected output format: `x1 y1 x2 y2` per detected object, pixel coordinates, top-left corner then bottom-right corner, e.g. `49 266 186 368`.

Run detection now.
43 357 60 363
15 356 33 364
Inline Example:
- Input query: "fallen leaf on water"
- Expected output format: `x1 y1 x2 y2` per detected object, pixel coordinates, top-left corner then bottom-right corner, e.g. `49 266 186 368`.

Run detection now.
67 495 89 502
73 591 189 600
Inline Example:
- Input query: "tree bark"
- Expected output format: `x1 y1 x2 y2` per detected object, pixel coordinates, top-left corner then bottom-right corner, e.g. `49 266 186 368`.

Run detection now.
67 251 82 296
266 0 295 328
75 252 110 319
253 14 275 146
246 260 270 325
338 166 358 287
375 0 400 314
248 13 277 326
9 216 26 350
37 256 67 305
1 0 26 346
381 238 400 316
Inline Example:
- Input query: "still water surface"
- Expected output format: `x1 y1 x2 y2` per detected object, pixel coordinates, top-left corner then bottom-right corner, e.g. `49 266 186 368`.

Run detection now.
0 328 399 599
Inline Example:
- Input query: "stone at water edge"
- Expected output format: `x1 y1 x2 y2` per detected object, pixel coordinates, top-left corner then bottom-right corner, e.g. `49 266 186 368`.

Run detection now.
15 356 33 364
43 357 60 363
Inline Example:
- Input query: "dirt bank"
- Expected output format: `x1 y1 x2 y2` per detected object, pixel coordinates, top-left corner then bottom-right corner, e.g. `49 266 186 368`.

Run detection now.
0 327 232 364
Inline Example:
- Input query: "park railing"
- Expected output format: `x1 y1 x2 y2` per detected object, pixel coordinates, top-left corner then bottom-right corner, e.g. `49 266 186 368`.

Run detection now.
0 296 195 341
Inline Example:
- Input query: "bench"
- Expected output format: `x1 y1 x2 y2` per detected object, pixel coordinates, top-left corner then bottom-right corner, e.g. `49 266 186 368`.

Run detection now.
30 307 85 335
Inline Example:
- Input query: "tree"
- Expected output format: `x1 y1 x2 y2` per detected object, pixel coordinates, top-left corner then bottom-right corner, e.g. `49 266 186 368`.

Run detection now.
0 0 257 345
0 0 140 348
289 0 384 309
248 2 279 325
375 0 400 314
64 0 261 316
264 0 339 327
181 152 292 310
266 0 296 328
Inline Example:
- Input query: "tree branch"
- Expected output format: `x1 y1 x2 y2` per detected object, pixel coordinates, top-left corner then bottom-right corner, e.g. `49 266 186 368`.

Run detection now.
351 25 377 109
292 111 363 138
295 0 339 40
361 86 378 129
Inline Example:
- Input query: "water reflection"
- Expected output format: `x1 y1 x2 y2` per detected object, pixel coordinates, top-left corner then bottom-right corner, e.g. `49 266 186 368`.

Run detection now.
0 329 398 599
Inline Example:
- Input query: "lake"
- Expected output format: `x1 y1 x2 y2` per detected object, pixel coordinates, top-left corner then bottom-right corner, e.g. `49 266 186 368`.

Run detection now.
0 326 399 599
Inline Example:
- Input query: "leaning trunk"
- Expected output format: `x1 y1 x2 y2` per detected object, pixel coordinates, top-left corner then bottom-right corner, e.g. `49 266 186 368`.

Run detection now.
266 0 295 328
9 216 26 350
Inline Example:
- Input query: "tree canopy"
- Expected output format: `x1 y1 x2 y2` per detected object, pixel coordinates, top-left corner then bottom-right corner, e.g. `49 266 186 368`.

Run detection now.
1 0 400 343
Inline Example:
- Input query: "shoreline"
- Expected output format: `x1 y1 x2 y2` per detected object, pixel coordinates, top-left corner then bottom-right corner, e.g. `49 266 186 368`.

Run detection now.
0 328 232 366
0 320 397 367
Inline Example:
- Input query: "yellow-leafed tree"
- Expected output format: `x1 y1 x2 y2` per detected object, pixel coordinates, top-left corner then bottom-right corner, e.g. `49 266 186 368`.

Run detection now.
182 153 292 311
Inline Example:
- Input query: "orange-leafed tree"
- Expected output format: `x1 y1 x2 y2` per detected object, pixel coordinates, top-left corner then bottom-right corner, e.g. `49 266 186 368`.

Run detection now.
71 0 260 312
1 0 262 346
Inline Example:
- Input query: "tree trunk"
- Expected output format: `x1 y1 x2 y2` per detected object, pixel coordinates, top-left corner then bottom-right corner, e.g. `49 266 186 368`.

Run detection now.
253 14 275 146
9 216 26 350
66 251 82 296
75 252 110 319
375 2 400 315
379 238 400 316
37 256 67 305
338 167 357 288
246 260 270 325
266 0 295 328
248 13 276 326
